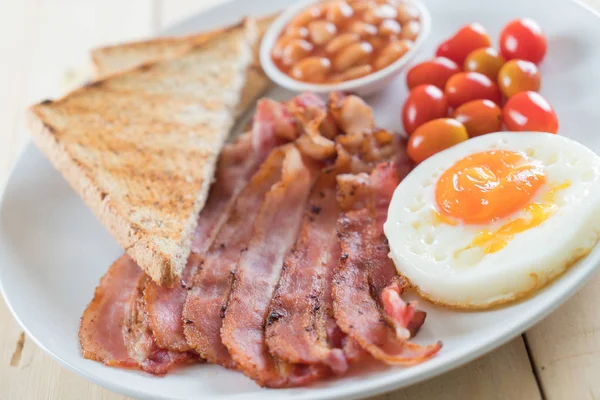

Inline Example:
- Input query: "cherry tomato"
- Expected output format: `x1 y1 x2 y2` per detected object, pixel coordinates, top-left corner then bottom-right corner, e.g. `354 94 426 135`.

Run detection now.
402 84 449 135
503 91 558 133
453 99 502 137
464 47 505 80
406 57 460 90
407 118 469 163
445 72 502 109
497 59 541 98
499 18 547 64
436 23 492 65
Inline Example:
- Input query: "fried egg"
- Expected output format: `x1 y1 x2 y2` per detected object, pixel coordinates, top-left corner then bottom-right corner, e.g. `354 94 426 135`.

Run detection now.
384 132 600 309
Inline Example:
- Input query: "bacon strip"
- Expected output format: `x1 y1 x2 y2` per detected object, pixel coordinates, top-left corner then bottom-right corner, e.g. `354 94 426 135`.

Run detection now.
143 255 201 352
191 126 281 255
221 146 323 387
255 98 298 143
332 163 442 365
123 274 196 375
79 255 142 368
265 158 351 375
183 146 290 367
145 124 280 353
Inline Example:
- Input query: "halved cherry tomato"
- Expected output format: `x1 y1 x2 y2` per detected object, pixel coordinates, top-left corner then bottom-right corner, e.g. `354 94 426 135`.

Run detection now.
499 18 547 64
445 72 502 109
464 47 505 80
453 99 502 137
503 91 558 133
497 59 541 98
402 84 449 135
436 23 492 65
407 118 469 163
406 57 460 90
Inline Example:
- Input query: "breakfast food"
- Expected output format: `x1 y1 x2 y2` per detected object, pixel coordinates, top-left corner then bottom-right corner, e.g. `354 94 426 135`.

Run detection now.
402 84 448 135
463 47 505 80
444 71 502 108
265 154 354 375
452 99 503 137
403 18 557 163
435 23 491 65
497 59 541 98
143 101 287 355
91 14 278 78
91 15 278 124
503 91 558 133
76 92 440 387
385 132 600 308
334 162 442 363
406 56 459 89
271 0 422 83
184 144 296 368
407 118 468 163
221 146 322 387
28 19 258 285
499 18 547 64
25 2 597 392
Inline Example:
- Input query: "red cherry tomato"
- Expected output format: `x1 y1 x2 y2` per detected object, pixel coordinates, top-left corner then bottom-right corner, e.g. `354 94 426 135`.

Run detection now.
436 23 492 65
444 72 502 109
406 57 460 90
503 91 558 133
453 99 502 137
499 18 547 64
407 118 469 163
497 59 541 98
464 47 505 80
402 84 449 135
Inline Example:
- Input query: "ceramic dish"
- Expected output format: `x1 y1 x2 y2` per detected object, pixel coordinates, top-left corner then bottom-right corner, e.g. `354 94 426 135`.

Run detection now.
2 0 600 399
259 0 431 96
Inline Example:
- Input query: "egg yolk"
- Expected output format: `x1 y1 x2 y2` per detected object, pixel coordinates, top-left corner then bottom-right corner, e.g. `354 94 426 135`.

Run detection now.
435 150 546 224
466 181 571 254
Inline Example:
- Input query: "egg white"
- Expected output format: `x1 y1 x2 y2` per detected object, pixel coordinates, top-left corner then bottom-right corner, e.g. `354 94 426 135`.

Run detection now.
384 132 600 308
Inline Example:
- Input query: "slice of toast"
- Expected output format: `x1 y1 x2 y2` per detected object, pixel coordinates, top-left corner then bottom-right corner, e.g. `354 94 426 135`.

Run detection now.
91 15 277 77
28 19 258 286
91 15 277 119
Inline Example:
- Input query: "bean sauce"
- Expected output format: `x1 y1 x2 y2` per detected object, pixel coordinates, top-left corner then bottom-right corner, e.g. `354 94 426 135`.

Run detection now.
272 0 421 84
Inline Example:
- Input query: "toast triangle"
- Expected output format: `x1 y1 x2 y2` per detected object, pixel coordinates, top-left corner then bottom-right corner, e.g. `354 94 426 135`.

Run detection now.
28 19 258 286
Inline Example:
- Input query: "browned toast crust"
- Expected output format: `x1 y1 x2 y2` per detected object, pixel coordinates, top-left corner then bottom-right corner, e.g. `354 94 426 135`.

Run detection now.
28 19 258 286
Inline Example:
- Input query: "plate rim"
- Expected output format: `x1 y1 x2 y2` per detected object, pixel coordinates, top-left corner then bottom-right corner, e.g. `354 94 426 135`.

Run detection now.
2 0 600 399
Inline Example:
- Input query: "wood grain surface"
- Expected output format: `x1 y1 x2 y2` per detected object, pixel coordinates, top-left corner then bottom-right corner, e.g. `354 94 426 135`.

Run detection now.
0 0 598 399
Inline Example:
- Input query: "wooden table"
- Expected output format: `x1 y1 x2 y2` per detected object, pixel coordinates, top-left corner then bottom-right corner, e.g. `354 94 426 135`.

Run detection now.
0 1 598 399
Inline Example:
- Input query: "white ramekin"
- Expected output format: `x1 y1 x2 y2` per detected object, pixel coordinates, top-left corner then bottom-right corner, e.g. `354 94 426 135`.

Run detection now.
260 0 431 96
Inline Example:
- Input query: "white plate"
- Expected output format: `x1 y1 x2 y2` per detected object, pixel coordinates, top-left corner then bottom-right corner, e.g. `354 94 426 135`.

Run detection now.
2 0 600 399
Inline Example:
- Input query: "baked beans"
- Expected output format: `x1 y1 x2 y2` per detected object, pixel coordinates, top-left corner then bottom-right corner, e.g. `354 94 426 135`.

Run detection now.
272 0 421 84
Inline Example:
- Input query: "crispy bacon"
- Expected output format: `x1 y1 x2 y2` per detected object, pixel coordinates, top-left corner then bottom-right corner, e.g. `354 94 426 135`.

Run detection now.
221 146 323 387
79 93 441 383
288 93 338 161
136 94 332 359
332 163 442 365
381 283 427 339
294 108 336 161
145 125 280 353
143 255 201 352
265 158 351 375
287 92 325 110
254 98 297 143
183 146 291 367
329 92 374 136
123 274 196 375
79 255 142 368
192 128 280 254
